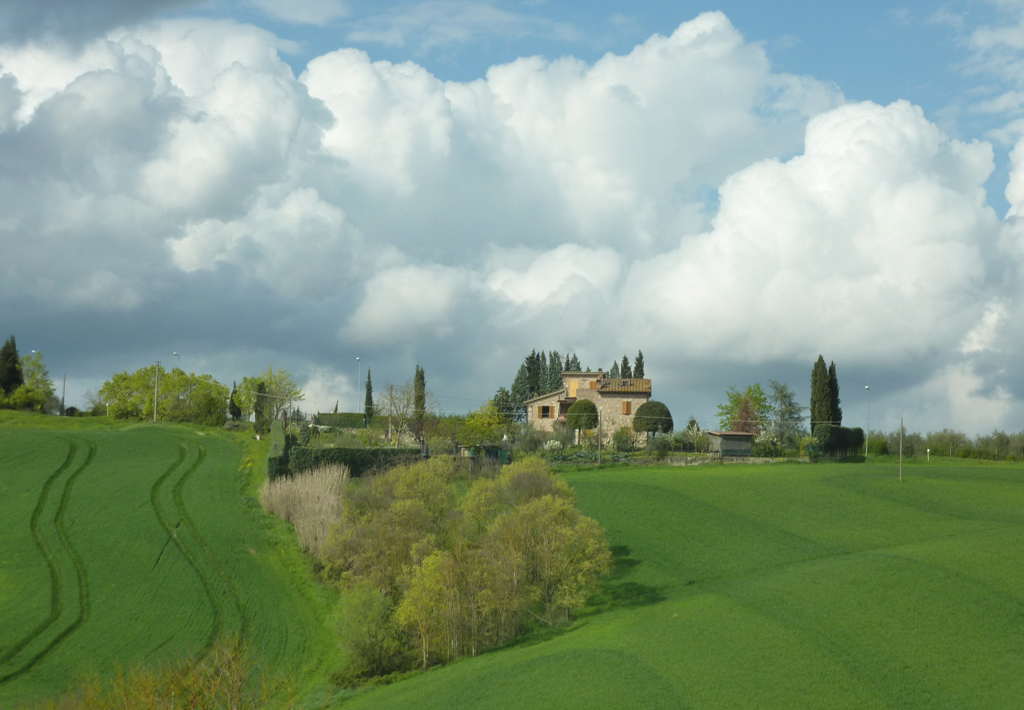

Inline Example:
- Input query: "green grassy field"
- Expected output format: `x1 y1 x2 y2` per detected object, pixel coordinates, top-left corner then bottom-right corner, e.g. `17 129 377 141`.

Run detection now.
0 414 341 707
334 459 1024 709
5 413 1024 709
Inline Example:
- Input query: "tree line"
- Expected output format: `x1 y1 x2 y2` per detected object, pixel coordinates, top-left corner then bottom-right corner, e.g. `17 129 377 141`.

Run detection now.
716 356 862 457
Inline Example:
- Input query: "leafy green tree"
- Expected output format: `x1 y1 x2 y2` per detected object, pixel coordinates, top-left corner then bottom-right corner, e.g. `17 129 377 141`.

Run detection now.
566 399 598 436
609 360 620 378
0 335 23 395
717 384 768 432
236 365 303 421
767 379 804 450
620 355 632 379
566 353 582 372
364 368 374 425
633 401 673 437
4 349 55 412
633 350 645 378
253 381 270 435
462 400 505 446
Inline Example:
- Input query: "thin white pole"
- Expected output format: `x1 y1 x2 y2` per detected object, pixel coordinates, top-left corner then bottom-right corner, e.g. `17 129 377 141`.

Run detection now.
899 417 903 482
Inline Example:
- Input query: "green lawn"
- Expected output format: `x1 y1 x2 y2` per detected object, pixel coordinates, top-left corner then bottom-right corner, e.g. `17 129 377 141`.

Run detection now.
0 415 340 706
334 460 1024 709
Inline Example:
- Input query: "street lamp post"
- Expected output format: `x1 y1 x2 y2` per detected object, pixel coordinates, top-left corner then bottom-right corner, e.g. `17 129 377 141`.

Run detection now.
865 385 870 457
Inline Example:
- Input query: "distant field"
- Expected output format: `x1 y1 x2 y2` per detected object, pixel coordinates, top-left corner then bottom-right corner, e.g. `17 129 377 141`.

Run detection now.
0 416 339 706
335 460 1024 709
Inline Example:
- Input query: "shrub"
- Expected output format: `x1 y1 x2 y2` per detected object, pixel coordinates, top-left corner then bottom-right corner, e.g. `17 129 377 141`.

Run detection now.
612 427 633 453
316 412 367 428
289 446 421 477
266 420 289 479
259 464 348 557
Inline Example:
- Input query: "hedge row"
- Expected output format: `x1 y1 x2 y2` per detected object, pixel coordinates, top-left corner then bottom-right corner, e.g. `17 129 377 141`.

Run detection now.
266 420 289 480
289 446 421 477
315 412 366 428
812 424 865 457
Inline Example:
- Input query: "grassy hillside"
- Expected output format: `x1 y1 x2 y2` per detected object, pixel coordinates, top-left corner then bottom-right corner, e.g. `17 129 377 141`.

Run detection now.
333 460 1024 709
0 413 341 707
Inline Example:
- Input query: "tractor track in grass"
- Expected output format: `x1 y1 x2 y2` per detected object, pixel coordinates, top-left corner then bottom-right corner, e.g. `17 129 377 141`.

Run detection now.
0 439 96 685
171 445 249 641
0 441 77 672
150 445 223 656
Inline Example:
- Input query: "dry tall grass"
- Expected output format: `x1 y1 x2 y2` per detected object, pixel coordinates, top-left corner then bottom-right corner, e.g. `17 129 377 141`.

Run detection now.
259 464 348 557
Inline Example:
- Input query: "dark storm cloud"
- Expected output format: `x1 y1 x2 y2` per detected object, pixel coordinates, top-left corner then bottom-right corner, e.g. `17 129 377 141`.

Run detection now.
0 0 199 44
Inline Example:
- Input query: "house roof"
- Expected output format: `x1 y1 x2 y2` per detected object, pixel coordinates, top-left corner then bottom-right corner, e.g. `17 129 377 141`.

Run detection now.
707 431 755 438
523 389 565 405
598 378 651 394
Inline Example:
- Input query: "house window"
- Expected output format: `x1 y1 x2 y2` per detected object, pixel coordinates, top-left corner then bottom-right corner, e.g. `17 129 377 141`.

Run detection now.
622 401 631 415
621 380 629 387
540 405 552 419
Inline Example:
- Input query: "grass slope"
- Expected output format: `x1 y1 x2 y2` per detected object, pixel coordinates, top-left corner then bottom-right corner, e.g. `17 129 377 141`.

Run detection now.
0 415 340 706
335 460 1024 709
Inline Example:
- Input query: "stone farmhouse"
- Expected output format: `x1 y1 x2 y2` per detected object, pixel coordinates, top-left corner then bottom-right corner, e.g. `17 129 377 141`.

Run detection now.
525 370 652 440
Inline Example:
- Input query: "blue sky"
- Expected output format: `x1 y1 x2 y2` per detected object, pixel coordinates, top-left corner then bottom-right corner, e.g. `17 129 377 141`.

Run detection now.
5 0 1024 434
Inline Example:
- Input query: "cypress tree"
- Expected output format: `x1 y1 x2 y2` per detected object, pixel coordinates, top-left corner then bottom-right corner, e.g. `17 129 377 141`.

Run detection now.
413 365 426 442
525 350 541 397
547 351 563 392
828 361 842 426
364 369 373 425
0 335 23 395
567 353 582 371
620 355 632 379
229 381 242 421
633 350 645 379
810 355 829 432
609 360 621 378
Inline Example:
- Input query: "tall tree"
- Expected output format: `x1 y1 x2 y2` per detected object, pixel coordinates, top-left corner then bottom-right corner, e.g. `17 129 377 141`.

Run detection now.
620 355 632 379
413 365 426 444
0 335 23 395
253 381 270 435
608 360 620 378
567 353 582 372
547 351 563 392
828 361 842 426
809 355 829 432
229 381 242 421
633 350 645 379
364 368 374 425
524 350 542 397
717 384 769 433
509 362 531 421
767 379 803 449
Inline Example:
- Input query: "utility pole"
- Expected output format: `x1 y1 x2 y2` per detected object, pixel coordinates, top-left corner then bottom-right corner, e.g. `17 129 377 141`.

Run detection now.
864 385 870 457
154 361 161 423
899 417 903 482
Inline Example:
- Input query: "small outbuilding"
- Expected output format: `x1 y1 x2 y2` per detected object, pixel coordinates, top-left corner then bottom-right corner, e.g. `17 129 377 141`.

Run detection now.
707 431 754 457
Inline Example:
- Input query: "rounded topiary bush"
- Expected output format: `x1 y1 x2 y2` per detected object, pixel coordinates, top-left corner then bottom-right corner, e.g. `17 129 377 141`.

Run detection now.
566 399 598 432
633 400 673 435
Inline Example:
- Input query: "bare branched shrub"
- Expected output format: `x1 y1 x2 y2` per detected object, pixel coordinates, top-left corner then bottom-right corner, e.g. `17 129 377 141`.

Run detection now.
259 464 349 556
